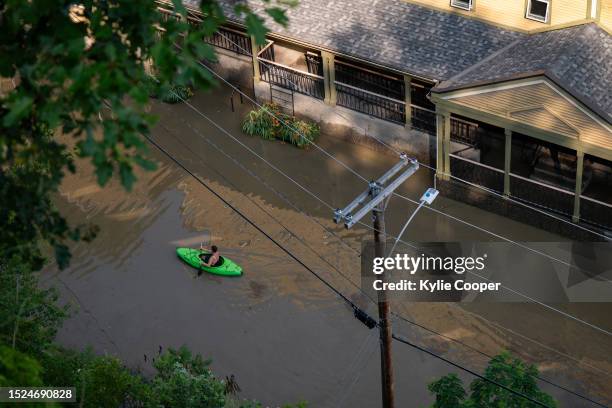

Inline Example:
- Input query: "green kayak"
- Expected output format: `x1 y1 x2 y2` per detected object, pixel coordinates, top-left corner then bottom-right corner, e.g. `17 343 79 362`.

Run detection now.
176 247 242 277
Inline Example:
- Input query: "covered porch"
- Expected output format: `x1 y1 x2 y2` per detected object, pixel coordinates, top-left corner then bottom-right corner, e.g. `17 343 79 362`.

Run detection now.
431 78 612 232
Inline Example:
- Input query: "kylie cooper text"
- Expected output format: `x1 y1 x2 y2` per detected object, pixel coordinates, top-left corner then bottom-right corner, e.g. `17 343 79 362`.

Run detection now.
371 254 501 293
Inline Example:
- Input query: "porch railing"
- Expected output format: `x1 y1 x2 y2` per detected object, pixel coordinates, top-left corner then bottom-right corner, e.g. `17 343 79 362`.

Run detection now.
258 54 325 100
510 173 575 217
579 195 612 230
335 81 405 124
335 60 404 100
450 154 505 194
411 105 436 134
204 27 251 56
451 117 479 146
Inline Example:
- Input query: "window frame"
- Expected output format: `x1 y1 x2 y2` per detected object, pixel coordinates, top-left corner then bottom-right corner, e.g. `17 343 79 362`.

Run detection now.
450 0 473 11
526 0 551 23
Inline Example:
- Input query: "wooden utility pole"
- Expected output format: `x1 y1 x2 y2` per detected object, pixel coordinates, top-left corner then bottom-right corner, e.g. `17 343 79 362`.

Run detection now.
373 203 394 408
334 154 419 408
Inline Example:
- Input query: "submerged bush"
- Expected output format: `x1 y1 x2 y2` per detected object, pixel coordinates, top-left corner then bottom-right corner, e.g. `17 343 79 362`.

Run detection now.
160 84 194 104
242 104 319 148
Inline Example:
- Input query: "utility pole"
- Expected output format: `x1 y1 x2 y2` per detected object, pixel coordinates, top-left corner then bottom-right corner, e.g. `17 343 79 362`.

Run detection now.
373 200 394 408
334 153 419 408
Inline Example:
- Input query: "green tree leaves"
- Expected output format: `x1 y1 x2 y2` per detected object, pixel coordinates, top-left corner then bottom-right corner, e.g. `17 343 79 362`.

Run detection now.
427 352 557 408
0 255 69 355
0 0 291 269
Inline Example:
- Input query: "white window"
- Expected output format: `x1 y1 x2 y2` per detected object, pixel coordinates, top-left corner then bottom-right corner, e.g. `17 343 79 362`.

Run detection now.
450 0 473 10
526 0 550 23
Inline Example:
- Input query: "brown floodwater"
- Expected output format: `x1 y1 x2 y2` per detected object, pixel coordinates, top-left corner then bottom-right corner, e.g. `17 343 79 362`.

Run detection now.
45 83 612 407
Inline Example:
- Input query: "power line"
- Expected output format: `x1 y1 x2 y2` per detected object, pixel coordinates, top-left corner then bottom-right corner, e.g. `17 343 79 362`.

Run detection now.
197 57 612 285
212 29 611 242
418 160 611 241
391 332 554 408
153 91 612 403
144 126 563 408
157 122 365 297
194 62 612 335
145 88 608 406
390 315 610 407
144 132 363 312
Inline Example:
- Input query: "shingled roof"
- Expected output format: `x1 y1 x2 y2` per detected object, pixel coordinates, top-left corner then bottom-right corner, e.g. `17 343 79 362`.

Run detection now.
184 0 523 80
434 23 612 124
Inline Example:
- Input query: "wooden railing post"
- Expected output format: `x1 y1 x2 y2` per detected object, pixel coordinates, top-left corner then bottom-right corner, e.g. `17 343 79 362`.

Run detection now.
404 75 412 128
504 129 512 196
321 51 336 105
250 36 260 83
573 150 584 223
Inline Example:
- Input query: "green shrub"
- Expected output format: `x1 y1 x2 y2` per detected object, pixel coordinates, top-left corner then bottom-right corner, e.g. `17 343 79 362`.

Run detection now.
278 118 320 149
161 84 194 104
145 76 194 104
241 105 277 140
242 104 319 148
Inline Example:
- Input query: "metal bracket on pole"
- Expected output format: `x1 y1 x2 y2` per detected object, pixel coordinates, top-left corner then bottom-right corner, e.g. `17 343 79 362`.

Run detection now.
335 157 419 229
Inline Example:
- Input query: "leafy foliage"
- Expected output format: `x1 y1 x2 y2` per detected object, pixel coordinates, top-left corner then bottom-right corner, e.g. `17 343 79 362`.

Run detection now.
42 347 151 408
146 76 195 104
242 103 319 148
0 255 69 356
0 0 292 269
149 346 226 407
0 344 43 387
427 352 557 408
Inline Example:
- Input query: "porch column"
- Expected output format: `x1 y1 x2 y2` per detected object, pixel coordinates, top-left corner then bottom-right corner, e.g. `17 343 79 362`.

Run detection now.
250 36 260 83
573 150 584 223
321 51 336 105
504 129 512 196
404 75 412 128
435 108 450 180
443 112 451 179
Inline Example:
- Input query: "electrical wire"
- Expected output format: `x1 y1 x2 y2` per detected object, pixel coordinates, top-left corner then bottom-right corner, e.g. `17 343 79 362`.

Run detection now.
144 127 563 408
211 29 612 242
196 55 612 282
183 64 612 337
391 332 554 408
144 132 364 312
390 315 610 407
157 122 365 298
153 89 612 403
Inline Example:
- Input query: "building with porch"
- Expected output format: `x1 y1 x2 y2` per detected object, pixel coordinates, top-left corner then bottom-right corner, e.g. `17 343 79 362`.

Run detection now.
162 0 612 235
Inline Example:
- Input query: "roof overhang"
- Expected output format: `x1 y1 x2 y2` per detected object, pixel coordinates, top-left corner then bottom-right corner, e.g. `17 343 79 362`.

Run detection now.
431 76 612 161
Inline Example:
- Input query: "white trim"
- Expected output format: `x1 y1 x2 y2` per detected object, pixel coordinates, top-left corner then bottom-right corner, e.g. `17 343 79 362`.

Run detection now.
450 0 473 11
591 0 598 19
440 78 612 134
441 78 546 99
526 0 550 23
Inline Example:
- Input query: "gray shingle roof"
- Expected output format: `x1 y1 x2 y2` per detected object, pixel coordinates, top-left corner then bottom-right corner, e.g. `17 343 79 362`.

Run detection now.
186 0 523 81
434 23 612 123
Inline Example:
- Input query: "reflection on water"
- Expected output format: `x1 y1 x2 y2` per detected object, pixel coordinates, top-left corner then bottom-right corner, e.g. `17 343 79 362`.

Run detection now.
46 85 612 406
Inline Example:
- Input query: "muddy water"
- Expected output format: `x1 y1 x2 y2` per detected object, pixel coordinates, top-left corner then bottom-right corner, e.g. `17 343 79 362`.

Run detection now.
46 84 612 406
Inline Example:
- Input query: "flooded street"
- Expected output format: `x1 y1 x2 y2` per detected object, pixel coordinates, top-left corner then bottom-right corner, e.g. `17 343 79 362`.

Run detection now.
45 82 612 406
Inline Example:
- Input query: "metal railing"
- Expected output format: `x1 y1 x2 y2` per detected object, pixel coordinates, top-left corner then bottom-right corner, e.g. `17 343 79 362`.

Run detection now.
335 60 404 100
509 172 575 217
335 81 406 124
204 27 251 56
450 117 479 146
258 57 325 100
450 154 505 194
579 195 612 230
411 105 436 134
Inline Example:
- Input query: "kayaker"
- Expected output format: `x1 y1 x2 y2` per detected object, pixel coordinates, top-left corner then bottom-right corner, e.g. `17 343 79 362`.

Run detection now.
199 245 220 271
